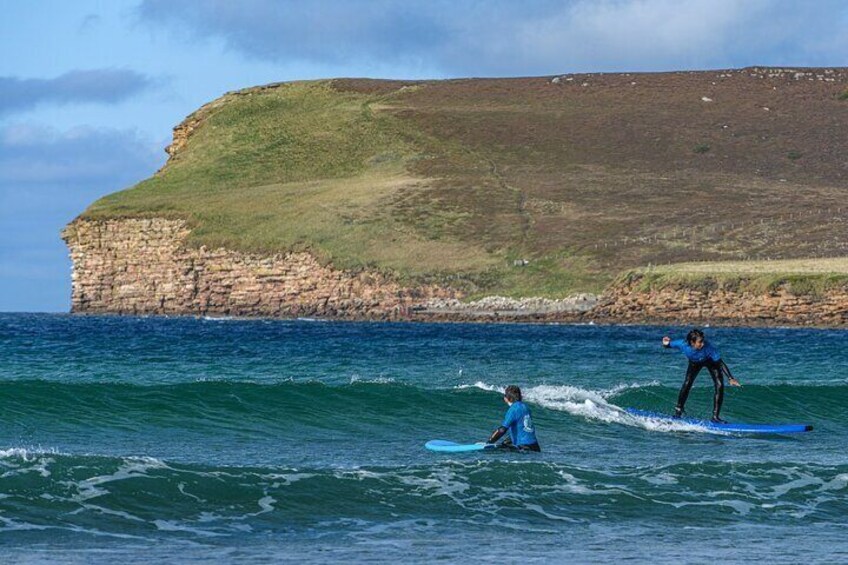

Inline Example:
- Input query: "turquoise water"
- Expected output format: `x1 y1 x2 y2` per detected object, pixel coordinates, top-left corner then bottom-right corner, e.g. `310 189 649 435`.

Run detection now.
1 314 846 563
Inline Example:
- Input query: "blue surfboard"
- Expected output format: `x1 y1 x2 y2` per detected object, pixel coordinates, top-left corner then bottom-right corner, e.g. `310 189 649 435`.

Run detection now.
425 440 495 453
625 408 813 434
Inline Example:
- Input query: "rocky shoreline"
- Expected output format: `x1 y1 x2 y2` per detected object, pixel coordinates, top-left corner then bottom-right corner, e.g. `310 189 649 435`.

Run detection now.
415 294 597 317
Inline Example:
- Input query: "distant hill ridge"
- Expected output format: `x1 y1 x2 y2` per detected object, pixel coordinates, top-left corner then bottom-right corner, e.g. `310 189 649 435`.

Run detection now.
77 67 848 299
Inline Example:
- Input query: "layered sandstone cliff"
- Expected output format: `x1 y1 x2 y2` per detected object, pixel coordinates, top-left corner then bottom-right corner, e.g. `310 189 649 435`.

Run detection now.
62 217 848 325
595 274 848 326
62 218 459 319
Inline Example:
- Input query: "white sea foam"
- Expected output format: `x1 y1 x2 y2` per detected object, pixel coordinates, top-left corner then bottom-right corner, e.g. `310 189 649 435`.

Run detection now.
643 472 680 486
0 448 57 478
266 472 316 487
0 448 34 459
456 380 659 400
74 503 146 523
153 519 225 537
455 381 504 393
178 481 205 502
769 476 823 497
459 381 727 435
523 503 580 522
395 468 471 499
72 456 170 503
604 380 662 397
257 495 276 513
662 499 755 516
217 494 279 522
0 515 50 532
0 447 59 460
535 393 723 435
821 474 848 491
349 375 396 385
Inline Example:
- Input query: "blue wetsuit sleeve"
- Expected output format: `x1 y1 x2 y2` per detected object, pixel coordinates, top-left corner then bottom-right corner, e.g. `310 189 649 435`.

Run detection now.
502 405 519 428
669 339 685 350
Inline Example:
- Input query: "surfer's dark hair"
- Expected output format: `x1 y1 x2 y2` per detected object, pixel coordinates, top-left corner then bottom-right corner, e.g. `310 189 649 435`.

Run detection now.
504 385 522 402
686 328 705 345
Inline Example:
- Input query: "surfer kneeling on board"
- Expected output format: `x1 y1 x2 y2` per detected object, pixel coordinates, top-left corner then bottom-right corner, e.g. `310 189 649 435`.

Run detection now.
486 385 541 452
662 329 741 423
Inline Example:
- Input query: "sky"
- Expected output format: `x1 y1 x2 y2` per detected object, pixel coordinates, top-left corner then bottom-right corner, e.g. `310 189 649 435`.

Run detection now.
1 1 847 312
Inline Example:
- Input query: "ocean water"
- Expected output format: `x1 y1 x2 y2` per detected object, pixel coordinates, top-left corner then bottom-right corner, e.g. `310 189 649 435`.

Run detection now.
0 313 846 563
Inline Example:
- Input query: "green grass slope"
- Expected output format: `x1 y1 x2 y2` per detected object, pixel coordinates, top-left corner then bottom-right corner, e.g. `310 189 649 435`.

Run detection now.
82 68 848 297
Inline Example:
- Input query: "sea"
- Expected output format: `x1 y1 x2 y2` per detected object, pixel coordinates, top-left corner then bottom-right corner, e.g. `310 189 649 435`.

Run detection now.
0 313 846 563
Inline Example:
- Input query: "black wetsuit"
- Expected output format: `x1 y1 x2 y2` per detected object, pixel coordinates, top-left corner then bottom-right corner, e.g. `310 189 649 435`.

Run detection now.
498 434 541 452
676 358 725 419
487 427 541 452
666 339 735 420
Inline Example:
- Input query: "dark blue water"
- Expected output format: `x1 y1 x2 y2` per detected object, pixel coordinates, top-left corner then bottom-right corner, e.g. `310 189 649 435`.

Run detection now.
1 314 846 563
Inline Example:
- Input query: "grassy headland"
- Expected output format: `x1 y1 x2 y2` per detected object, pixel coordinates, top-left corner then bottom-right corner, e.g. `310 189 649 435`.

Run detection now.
82 68 848 297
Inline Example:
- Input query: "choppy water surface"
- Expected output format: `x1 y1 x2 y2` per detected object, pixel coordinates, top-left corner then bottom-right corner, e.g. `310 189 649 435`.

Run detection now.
1 314 846 563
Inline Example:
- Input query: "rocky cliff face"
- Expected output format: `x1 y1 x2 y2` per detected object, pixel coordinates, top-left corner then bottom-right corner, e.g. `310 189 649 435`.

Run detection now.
595 274 848 326
62 219 848 325
62 218 459 319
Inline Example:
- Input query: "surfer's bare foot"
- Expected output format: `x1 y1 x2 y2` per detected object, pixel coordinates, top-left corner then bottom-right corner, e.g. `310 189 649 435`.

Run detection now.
711 417 728 424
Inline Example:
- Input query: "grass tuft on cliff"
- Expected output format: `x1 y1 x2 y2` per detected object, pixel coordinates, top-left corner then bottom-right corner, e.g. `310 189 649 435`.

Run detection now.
81 69 848 296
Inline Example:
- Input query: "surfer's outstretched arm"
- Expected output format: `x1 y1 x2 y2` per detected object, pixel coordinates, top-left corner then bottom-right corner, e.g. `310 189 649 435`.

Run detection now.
487 426 508 444
720 359 742 387
662 336 685 349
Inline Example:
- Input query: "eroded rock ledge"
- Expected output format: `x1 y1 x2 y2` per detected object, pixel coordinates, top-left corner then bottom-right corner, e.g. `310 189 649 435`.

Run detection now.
62 218 848 326
62 218 458 319
594 274 848 326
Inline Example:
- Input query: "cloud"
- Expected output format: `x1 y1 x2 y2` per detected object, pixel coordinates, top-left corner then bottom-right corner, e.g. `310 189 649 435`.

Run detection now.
137 0 848 76
138 0 450 67
0 69 153 117
0 123 164 188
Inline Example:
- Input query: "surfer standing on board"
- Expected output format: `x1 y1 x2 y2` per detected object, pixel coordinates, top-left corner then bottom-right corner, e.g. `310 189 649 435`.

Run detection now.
663 329 741 423
486 385 541 452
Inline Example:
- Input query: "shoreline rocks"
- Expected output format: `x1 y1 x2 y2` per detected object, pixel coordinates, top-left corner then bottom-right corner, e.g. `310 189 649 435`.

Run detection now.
418 295 598 316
